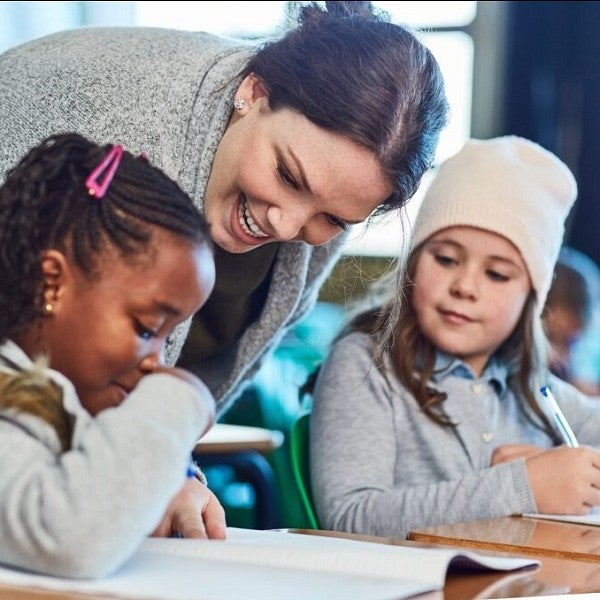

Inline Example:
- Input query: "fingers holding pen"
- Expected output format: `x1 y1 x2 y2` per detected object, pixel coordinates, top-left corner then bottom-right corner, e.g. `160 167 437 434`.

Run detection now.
526 445 600 514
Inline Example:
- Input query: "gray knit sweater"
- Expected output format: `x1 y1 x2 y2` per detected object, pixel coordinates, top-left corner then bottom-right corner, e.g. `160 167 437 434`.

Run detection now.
0 340 213 577
311 331 600 538
0 27 345 413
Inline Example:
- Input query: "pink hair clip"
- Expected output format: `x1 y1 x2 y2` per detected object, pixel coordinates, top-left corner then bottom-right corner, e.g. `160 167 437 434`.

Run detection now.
85 144 124 199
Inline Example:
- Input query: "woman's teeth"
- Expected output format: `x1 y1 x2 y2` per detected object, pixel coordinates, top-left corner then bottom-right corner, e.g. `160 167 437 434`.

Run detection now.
238 197 269 238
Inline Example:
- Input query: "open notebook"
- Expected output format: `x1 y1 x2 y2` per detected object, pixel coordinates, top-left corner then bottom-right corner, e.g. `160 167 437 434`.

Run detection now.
0 528 539 600
522 506 600 526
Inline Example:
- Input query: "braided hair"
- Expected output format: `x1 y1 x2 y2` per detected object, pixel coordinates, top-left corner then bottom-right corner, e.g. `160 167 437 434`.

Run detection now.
0 132 211 343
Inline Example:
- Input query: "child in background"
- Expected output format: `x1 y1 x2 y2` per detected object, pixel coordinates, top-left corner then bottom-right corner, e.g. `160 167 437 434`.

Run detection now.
0 133 219 577
543 246 600 395
311 136 600 539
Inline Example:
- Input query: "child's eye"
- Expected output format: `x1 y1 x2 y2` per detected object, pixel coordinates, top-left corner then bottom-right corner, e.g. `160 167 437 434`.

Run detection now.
434 253 456 267
276 162 298 189
487 270 509 282
135 321 158 341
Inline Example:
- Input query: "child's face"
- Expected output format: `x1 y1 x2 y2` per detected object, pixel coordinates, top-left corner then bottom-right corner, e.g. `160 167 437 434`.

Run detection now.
40 232 215 415
411 226 531 377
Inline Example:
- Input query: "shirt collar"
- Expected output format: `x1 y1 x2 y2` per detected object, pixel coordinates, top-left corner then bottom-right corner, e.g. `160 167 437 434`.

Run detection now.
430 350 509 396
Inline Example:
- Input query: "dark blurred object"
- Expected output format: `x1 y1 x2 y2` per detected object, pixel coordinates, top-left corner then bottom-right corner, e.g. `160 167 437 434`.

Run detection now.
504 1 600 268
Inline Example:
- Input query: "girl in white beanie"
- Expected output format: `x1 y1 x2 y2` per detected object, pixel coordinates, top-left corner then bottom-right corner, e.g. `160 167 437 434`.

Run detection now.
310 136 600 539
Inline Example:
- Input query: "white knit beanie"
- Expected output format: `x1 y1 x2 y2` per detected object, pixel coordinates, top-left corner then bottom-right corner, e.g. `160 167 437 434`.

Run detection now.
411 136 578 313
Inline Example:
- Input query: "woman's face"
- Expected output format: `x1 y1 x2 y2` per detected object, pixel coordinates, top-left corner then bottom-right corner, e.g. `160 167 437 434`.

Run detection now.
204 78 392 253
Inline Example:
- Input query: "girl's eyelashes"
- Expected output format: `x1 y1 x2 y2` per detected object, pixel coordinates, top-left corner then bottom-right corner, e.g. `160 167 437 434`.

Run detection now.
434 253 456 267
486 269 510 282
134 320 158 341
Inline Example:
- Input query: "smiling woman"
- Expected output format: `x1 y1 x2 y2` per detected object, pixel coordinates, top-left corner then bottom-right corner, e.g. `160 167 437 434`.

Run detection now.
0 1 448 418
205 101 392 252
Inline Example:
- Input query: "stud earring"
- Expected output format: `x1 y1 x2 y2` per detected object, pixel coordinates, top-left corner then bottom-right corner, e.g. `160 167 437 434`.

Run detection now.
44 303 53 314
233 98 246 111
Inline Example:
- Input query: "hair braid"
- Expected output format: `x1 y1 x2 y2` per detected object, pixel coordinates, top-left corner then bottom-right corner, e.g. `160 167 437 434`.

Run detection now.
0 132 211 343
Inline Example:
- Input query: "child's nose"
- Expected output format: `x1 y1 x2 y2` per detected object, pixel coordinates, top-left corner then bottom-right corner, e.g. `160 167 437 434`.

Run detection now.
138 342 166 371
138 354 161 372
450 271 479 299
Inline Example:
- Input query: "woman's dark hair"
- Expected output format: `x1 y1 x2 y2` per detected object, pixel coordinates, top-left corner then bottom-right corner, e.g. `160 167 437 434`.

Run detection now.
243 1 449 215
0 132 212 342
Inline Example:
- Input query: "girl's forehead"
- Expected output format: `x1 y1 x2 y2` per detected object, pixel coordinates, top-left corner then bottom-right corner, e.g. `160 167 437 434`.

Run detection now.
426 226 522 255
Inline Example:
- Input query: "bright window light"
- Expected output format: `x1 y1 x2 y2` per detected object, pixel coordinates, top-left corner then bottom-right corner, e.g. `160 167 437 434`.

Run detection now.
374 1 476 28
134 1 287 37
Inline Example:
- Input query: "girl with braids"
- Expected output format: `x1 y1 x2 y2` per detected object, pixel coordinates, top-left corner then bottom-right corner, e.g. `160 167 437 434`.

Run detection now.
0 133 221 577
0 1 448 418
311 137 600 538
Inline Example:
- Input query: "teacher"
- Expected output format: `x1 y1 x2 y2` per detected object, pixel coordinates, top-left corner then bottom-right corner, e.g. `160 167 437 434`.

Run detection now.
0 1 448 536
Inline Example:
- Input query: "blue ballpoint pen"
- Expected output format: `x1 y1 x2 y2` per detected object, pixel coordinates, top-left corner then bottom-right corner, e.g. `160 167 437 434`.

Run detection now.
539 386 579 448
186 459 197 479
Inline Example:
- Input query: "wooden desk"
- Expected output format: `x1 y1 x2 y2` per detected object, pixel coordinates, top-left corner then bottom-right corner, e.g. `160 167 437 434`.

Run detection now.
288 528 600 598
0 586 110 599
409 515 600 563
194 423 284 455
193 424 285 529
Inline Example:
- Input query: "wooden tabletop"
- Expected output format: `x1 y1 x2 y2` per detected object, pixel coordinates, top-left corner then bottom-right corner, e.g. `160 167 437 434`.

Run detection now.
409 514 600 563
288 528 600 598
0 586 112 599
193 423 284 455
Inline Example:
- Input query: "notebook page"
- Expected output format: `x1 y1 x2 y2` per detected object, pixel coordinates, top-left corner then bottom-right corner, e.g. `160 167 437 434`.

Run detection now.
0 553 435 600
522 506 600 526
0 528 539 600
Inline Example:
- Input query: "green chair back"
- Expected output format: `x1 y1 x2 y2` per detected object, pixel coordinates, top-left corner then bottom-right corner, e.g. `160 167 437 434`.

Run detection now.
289 411 319 529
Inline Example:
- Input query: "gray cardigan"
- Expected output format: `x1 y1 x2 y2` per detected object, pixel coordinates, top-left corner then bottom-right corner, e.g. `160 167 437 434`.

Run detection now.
311 331 600 538
0 340 213 578
0 27 345 413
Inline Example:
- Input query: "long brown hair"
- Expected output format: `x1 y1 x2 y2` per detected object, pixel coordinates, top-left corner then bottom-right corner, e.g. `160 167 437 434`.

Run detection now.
349 245 556 434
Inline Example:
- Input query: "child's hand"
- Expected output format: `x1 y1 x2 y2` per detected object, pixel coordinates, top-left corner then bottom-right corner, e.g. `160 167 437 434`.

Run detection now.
491 443 546 465
150 477 227 539
525 445 600 514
